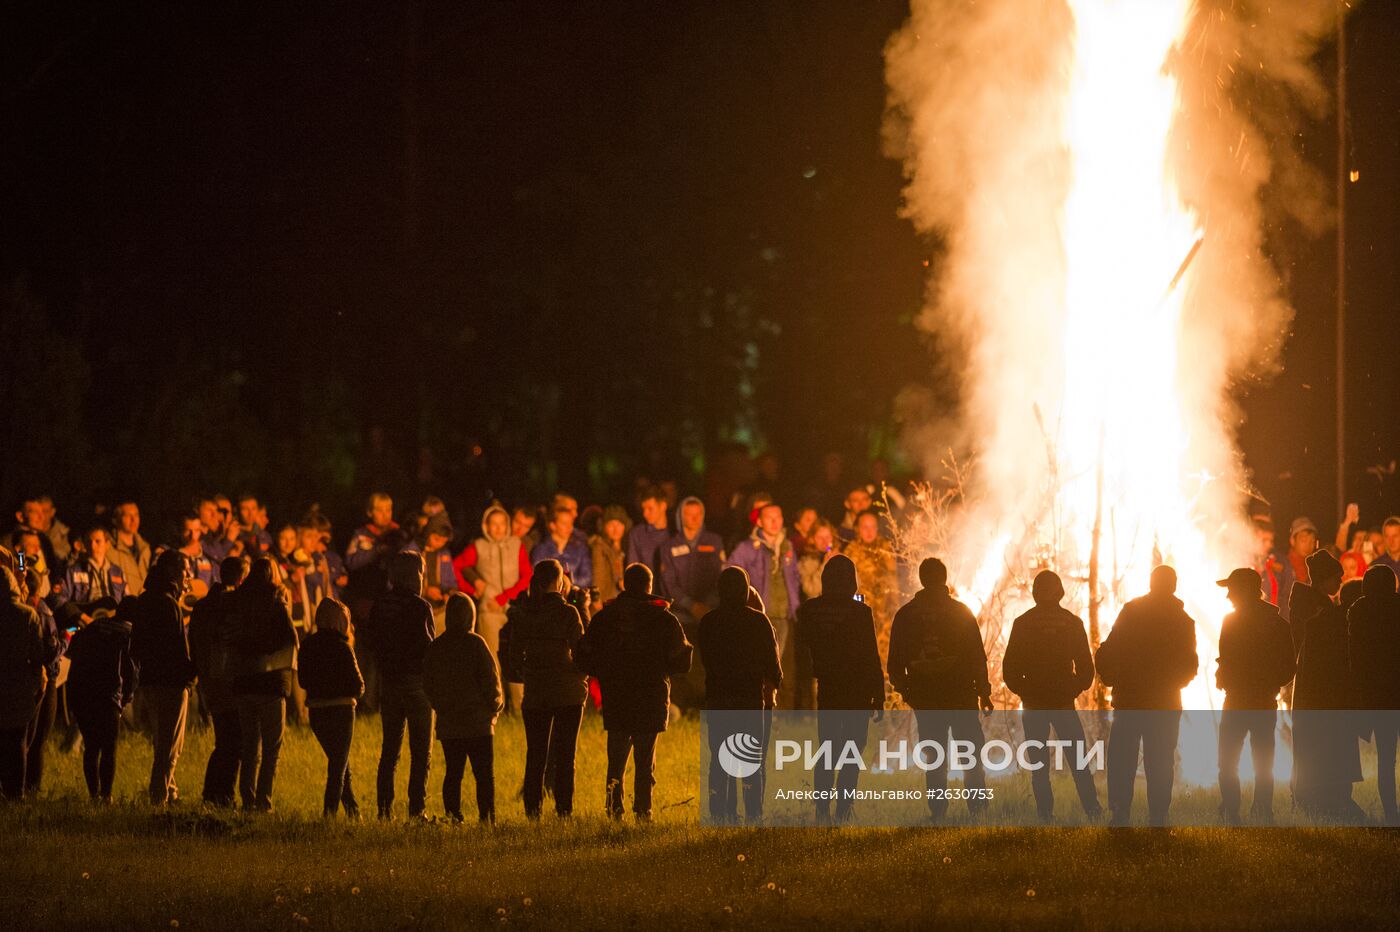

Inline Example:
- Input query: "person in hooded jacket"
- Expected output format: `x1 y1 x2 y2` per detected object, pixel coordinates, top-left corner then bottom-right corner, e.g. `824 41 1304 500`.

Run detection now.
658 496 725 711
230 557 298 811
1095 564 1198 826
576 563 692 820
0 566 47 800
423 593 502 822
64 598 137 801
364 551 436 819
298 598 364 818
796 554 885 824
1002 570 1101 821
129 549 196 805
697 566 781 824
1348 563 1400 823
888 557 992 822
187 555 249 806
589 506 631 604
1213 567 1296 824
504 559 587 818
454 503 532 713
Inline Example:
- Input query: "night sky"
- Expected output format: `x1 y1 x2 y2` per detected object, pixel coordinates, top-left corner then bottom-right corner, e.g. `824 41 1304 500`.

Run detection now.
3 0 1397 539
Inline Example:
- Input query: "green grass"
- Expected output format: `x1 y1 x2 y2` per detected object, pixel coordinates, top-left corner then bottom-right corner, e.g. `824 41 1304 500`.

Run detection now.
3 713 1398 930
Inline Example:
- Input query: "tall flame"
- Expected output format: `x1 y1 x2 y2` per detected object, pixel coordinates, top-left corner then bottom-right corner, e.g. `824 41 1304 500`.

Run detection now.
884 0 1337 709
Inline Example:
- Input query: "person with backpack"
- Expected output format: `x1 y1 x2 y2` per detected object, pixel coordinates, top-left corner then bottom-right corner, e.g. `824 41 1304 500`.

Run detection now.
423 593 502 822
576 563 692 821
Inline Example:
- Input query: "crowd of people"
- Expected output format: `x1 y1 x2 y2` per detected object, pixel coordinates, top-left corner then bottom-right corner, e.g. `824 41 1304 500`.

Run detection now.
0 480 1398 825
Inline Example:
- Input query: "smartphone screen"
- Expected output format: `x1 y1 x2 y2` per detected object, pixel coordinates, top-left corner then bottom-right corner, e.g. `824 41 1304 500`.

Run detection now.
853 593 864 603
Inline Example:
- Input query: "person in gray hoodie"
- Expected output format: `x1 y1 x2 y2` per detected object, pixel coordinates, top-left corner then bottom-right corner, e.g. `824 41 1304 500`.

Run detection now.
424 593 502 822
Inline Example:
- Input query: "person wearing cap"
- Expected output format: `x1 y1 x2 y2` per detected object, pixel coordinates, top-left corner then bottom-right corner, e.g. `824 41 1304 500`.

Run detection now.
1291 552 1364 820
575 563 692 821
697 565 782 824
589 506 632 603
187 555 250 806
1277 516 1319 622
64 598 137 801
1095 565 1198 826
888 557 992 824
1002 570 1102 822
402 513 459 630
129 548 197 805
625 487 671 573
1214 567 1296 824
1347 563 1400 824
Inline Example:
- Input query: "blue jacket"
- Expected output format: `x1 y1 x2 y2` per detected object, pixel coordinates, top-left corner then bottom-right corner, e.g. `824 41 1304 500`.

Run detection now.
531 531 593 587
726 529 801 618
307 550 347 602
54 559 127 612
658 528 725 614
626 523 671 572
402 542 459 595
182 549 219 588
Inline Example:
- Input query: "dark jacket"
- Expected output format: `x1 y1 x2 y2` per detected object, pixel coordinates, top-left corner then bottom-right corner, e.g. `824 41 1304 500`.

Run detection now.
188 583 239 683
1003 603 1094 709
1214 597 1295 710
504 590 588 709
298 629 365 707
64 614 136 711
1095 592 1197 710
423 611 502 739
1287 580 1332 655
363 586 436 682
230 580 299 698
697 604 782 710
1293 601 1356 710
796 557 885 710
887 587 989 710
658 526 725 616
576 590 692 732
1348 567 1400 710
0 568 47 728
129 583 196 690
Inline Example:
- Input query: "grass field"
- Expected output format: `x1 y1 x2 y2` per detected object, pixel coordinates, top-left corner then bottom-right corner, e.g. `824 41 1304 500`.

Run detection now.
2 712 1398 930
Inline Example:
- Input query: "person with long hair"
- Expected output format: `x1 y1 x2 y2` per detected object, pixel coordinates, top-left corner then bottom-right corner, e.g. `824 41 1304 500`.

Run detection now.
297 598 364 818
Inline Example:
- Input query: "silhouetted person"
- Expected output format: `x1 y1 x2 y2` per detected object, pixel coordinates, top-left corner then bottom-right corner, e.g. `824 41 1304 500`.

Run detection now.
795 554 885 824
888 557 992 822
697 566 781 824
1002 570 1101 822
0 566 46 800
1348 563 1400 824
230 557 298 811
1096 565 1198 826
577 563 692 820
1213 567 1295 824
1291 552 1364 820
365 551 436 819
129 549 197 805
424 593 502 823
505 559 587 819
64 600 136 801
188 555 249 806
298 598 364 818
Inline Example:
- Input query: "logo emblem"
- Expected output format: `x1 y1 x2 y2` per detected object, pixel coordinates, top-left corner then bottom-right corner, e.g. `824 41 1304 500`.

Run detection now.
717 732 764 779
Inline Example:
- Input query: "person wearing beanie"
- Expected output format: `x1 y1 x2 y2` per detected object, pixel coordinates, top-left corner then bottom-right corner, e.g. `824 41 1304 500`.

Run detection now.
1002 570 1101 822
575 562 692 820
423 593 502 822
1213 567 1296 823
63 599 137 801
364 550 437 820
298 598 364 818
697 565 781 824
796 554 886 824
